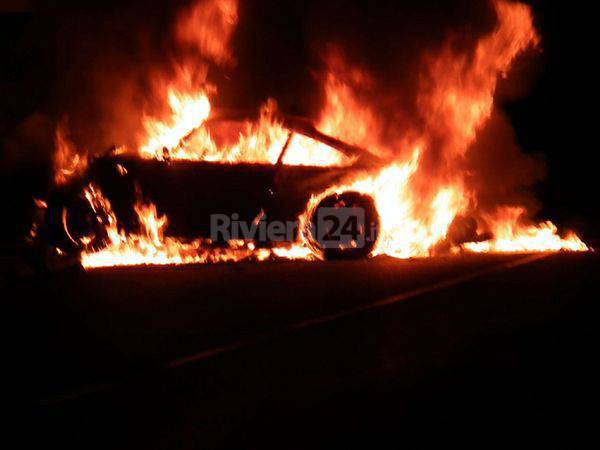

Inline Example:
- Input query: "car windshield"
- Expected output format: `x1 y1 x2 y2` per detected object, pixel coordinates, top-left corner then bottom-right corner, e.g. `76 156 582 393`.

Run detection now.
280 132 353 167
174 118 352 167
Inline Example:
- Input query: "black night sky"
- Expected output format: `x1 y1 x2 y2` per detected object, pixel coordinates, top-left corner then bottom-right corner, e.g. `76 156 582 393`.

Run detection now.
0 0 597 245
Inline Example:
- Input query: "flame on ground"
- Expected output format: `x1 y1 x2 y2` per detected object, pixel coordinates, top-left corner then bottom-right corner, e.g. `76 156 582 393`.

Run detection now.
80 185 314 269
462 207 588 253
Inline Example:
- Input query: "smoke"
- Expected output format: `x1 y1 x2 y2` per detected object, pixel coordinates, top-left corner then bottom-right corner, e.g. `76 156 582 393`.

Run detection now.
3 0 545 221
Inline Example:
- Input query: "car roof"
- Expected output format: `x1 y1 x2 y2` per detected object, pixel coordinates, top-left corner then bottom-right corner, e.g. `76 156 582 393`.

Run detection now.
206 109 382 164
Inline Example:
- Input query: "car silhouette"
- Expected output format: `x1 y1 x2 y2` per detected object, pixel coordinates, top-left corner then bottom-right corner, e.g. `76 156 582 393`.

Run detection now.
32 111 383 268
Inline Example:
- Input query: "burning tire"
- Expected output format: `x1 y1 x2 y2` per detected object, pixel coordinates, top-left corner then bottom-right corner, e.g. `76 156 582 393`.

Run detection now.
308 191 379 260
33 187 109 270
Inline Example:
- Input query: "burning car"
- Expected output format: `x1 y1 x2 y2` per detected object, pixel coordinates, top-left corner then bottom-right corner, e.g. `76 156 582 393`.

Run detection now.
31 110 384 269
26 0 590 271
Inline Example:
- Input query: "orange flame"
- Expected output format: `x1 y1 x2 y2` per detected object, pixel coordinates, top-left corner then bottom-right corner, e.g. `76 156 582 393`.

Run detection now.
418 0 540 159
298 0 585 259
139 95 349 166
317 54 385 157
175 0 239 66
139 87 212 160
80 185 314 269
67 0 588 269
462 207 588 253
53 122 87 185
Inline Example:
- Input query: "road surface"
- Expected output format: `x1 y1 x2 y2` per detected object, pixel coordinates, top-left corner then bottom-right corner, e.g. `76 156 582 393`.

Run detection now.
5 252 599 448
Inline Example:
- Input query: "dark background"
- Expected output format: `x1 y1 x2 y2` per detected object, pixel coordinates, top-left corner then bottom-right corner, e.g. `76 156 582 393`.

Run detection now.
0 0 597 250
2 3 598 447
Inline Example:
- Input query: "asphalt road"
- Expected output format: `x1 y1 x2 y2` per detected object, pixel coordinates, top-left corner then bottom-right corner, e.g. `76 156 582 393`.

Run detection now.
5 252 599 448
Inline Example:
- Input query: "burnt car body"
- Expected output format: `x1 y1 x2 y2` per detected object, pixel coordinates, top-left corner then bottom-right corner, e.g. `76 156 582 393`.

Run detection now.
34 112 383 267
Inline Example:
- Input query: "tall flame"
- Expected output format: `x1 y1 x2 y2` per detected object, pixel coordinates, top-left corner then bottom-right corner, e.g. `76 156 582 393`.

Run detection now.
175 0 239 66
140 87 212 159
298 0 586 258
418 0 540 159
53 0 588 269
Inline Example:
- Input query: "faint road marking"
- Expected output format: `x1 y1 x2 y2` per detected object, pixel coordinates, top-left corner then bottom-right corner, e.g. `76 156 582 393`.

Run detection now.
167 253 550 368
42 253 551 404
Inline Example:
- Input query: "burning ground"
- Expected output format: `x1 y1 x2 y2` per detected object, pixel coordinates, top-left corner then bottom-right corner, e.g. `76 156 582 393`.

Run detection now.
26 0 589 268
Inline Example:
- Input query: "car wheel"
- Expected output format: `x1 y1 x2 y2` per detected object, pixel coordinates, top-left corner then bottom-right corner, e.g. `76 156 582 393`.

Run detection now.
308 191 379 260
37 188 109 268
